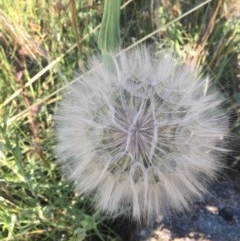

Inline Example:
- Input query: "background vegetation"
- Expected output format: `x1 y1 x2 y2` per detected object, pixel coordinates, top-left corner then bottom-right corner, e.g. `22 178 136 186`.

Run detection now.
0 0 239 240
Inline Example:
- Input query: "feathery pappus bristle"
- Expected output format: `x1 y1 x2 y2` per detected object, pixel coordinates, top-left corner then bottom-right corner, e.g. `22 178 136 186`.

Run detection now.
55 45 228 224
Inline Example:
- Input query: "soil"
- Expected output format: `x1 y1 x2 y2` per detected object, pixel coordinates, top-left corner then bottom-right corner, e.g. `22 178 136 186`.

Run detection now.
130 179 240 241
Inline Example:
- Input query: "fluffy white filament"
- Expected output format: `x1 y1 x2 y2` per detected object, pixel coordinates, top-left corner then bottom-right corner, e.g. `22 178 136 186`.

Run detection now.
55 46 228 224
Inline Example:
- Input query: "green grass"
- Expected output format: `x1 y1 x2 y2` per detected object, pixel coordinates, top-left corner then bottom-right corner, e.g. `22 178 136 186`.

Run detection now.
0 0 240 240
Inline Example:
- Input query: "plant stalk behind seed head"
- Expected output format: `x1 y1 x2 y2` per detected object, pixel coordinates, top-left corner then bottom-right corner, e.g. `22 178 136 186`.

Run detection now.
98 0 121 69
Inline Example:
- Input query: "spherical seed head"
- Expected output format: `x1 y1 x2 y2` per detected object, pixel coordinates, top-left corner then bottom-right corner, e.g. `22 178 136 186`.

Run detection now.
55 46 228 224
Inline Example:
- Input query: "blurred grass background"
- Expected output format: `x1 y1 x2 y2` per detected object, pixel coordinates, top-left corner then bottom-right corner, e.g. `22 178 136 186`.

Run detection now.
0 0 240 240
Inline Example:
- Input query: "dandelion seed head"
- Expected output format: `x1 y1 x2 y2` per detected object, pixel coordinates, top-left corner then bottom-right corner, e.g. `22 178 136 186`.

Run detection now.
55 46 228 224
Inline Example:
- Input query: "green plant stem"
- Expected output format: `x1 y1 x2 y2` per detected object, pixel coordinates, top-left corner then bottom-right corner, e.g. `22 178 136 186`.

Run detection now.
98 0 121 69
